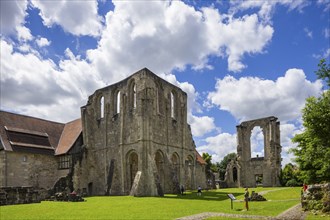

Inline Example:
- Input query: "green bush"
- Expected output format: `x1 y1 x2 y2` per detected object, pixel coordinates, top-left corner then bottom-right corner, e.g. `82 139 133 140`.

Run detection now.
285 179 300 187
322 191 330 213
308 200 323 211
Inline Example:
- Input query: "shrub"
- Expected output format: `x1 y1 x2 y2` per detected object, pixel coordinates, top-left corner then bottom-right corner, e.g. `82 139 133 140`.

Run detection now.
286 179 300 187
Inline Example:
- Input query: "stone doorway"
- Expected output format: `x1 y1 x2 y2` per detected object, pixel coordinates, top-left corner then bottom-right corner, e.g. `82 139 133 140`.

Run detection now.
127 152 138 190
255 174 263 186
88 182 93 196
233 167 238 182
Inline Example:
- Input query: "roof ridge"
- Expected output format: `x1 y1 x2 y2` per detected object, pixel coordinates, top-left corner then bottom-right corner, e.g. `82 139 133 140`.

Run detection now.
0 110 65 125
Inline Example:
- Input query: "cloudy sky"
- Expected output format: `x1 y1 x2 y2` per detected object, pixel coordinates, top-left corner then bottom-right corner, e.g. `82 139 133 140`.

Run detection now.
1 0 329 165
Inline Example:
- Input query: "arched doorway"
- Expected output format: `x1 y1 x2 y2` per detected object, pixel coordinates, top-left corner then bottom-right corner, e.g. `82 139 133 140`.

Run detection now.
233 167 238 182
127 151 138 190
155 151 165 191
185 155 194 189
171 153 180 192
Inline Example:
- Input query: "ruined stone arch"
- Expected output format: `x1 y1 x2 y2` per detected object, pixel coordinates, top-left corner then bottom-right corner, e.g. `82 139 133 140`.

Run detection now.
155 150 165 190
171 152 180 184
126 150 139 190
235 116 281 187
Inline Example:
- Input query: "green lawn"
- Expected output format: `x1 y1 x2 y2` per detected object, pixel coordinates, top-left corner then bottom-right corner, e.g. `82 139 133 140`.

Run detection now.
0 187 303 220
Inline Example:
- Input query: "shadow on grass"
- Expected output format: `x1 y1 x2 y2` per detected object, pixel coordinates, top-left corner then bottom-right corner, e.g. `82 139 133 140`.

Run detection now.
163 190 244 201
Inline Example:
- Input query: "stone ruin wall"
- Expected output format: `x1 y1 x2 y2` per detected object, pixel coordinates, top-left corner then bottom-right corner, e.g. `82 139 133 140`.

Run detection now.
225 116 282 188
74 69 206 196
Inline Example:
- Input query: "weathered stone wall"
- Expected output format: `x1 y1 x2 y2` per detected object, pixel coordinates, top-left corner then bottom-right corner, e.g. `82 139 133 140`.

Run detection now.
302 183 330 213
0 151 6 187
76 68 206 196
225 116 281 188
0 186 40 206
1 151 67 190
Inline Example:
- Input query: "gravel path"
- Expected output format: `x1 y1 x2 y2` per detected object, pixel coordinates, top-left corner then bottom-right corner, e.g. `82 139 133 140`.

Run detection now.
176 202 306 220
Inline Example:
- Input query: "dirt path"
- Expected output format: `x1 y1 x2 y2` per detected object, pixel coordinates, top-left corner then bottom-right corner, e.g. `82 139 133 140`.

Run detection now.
258 188 289 196
176 202 306 220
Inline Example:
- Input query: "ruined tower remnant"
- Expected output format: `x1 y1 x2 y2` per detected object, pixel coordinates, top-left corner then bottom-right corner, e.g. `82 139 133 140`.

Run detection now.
73 68 206 196
225 116 282 188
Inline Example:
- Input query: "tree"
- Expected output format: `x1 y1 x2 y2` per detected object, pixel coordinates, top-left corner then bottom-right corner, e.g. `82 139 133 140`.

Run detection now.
217 153 237 180
202 152 212 173
291 59 330 184
202 152 217 181
279 163 302 186
315 58 330 87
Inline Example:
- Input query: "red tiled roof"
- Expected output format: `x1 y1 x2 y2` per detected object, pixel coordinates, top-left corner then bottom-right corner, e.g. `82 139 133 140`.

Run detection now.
0 111 81 155
55 118 82 155
195 149 206 165
0 111 65 153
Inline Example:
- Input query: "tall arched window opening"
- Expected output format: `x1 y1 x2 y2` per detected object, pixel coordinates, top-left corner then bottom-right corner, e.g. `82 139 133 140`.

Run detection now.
170 92 175 118
100 96 104 119
133 84 136 109
116 91 121 114
250 126 265 158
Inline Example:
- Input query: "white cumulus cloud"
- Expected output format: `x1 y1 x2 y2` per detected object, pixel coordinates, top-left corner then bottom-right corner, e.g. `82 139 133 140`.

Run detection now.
207 68 323 122
30 0 103 37
188 115 216 137
16 25 33 42
36 37 51 47
86 1 274 77
197 133 237 163
0 39 104 122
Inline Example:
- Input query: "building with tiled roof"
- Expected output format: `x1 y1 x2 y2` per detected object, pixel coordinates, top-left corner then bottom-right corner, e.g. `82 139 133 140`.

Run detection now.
0 110 82 189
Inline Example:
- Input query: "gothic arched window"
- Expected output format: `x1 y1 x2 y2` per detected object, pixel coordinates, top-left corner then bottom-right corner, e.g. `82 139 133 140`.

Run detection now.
116 91 121 114
133 84 136 109
170 91 175 118
100 96 104 119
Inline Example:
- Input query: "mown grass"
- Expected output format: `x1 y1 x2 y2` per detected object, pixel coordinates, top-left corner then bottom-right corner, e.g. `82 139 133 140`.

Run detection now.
0 187 302 220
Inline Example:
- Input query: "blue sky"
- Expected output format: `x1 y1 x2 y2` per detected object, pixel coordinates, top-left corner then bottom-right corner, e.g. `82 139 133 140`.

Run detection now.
1 0 329 165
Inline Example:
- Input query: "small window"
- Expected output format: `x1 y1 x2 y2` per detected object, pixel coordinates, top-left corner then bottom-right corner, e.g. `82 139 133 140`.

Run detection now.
58 155 71 169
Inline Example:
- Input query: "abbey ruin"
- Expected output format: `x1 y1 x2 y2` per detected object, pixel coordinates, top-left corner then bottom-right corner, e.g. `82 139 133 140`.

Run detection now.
224 116 282 187
73 68 207 196
0 68 282 202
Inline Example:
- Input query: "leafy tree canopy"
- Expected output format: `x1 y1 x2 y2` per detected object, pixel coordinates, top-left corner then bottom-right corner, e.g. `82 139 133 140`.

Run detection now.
280 163 302 186
202 152 218 176
315 58 330 87
291 59 330 184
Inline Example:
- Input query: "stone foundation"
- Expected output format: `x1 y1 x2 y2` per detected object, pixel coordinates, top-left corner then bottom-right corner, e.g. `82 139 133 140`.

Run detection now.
302 183 330 213
0 186 40 206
